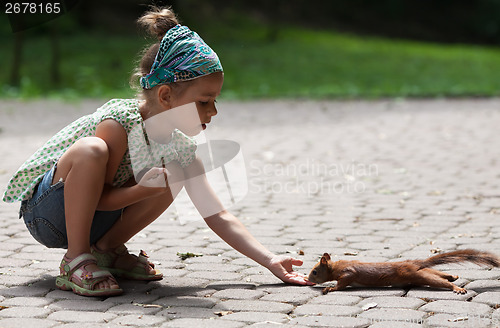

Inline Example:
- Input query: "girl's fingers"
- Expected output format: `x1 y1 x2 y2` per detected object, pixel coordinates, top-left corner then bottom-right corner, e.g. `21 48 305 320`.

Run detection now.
283 272 315 285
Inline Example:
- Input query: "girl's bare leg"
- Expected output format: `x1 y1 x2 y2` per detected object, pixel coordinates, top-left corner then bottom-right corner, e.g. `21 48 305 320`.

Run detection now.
94 180 183 273
52 137 119 290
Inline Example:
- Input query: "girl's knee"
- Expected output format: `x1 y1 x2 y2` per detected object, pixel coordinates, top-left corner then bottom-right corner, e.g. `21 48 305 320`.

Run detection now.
74 137 109 162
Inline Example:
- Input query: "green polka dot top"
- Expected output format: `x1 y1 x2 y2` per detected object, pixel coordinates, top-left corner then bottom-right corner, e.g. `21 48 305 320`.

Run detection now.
2 99 197 203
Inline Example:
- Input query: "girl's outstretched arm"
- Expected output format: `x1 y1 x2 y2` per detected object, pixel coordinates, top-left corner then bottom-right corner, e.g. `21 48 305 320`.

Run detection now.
183 157 312 285
204 210 313 285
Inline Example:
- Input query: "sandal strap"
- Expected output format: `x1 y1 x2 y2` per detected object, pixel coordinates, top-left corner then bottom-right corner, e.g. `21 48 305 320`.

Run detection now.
60 253 98 277
59 253 118 291
74 268 117 291
91 244 127 268
91 244 156 271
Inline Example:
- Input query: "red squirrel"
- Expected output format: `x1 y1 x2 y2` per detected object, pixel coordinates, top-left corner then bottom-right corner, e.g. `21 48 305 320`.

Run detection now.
307 249 500 294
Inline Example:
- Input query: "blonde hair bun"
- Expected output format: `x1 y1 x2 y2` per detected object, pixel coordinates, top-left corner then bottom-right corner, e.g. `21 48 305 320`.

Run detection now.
137 6 179 41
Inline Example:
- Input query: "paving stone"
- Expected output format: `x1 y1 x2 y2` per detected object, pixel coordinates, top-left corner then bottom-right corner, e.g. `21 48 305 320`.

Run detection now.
359 308 426 324
154 296 217 308
358 296 426 309
161 318 246 327
211 289 266 300
425 313 492 328
185 271 243 280
101 292 160 305
49 299 114 311
2 99 500 327
317 287 406 298
368 322 422 328
0 318 58 328
293 304 362 317
47 310 117 323
471 291 500 306
259 292 313 305
0 306 52 318
214 300 294 313
465 279 500 291
307 294 362 305
419 300 492 316
107 303 163 315
158 306 217 319
220 311 289 323
45 290 99 301
150 277 210 296
52 323 124 328
247 323 309 328
110 314 167 326
0 285 50 297
289 316 371 327
406 287 476 301
0 296 52 307
450 269 500 280
207 282 257 290
244 274 283 285
0 275 42 287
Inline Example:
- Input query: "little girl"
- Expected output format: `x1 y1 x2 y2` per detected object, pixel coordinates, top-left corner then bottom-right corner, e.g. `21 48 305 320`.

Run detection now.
2 7 312 296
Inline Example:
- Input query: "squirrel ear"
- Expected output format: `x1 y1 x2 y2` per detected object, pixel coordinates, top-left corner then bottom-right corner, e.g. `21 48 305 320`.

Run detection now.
320 253 331 264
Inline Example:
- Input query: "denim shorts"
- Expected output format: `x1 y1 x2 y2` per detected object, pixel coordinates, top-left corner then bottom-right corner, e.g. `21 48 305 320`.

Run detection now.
20 165 123 249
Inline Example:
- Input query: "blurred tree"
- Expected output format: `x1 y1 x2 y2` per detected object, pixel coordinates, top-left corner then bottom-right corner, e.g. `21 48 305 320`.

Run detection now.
10 31 23 87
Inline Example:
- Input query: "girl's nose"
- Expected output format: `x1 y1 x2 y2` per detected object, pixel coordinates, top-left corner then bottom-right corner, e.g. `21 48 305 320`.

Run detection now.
208 104 218 117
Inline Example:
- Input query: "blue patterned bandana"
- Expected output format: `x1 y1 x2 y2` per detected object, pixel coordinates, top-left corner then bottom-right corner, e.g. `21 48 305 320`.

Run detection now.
140 25 223 89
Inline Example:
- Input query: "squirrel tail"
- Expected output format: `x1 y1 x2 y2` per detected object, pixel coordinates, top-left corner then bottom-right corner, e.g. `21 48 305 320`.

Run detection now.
417 249 500 269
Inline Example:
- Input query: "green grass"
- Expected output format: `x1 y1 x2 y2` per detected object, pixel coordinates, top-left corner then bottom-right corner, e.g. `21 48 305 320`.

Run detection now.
2 20 500 100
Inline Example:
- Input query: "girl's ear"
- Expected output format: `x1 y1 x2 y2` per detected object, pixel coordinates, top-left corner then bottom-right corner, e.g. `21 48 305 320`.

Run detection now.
157 85 173 109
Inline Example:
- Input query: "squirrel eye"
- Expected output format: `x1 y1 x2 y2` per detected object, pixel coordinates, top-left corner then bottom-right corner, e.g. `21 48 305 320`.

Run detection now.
312 270 317 275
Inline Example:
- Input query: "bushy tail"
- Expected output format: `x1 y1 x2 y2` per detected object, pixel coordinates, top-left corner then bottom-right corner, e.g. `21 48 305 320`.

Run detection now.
418 249 500 269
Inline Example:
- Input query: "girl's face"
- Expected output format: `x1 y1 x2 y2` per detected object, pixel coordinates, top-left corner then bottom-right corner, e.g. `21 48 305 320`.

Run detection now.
169 72 224 135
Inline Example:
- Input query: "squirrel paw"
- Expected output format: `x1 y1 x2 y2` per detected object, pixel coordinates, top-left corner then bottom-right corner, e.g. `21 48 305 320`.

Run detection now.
453 287 467 294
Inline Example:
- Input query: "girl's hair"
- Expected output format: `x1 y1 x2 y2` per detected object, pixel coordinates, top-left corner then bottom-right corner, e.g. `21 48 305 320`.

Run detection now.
131 6 190 99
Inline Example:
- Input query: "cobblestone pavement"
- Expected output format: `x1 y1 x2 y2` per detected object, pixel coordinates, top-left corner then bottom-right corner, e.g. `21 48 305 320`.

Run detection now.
0 99 499 327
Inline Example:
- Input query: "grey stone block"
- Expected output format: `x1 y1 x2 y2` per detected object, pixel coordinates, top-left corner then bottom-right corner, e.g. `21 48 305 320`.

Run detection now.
293 304 362 317
161 318 246 327
110 314 166 326
425 313 492 328
471 291 500 306
154 296 217 308
48 299 114 312
0 318 59 328
220 311 289 323
214 300 294 313
419 300 492 316
0 296 52 307
289 315 371 327
158 306 217 319
47 310 117 323
211 289 266 300
358 296 425 309
368 322 423 328
406 287 476 301
259 292 313 305
307 294 362 305
0 306 52 318
358 308 426 324
107 303 163 315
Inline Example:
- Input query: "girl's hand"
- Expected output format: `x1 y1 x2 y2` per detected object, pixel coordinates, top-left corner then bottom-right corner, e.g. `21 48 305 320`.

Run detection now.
138 167 169 189
267 255 315 286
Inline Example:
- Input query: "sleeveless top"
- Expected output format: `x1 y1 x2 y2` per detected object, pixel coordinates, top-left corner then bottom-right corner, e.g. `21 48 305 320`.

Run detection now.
2 99 197 203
